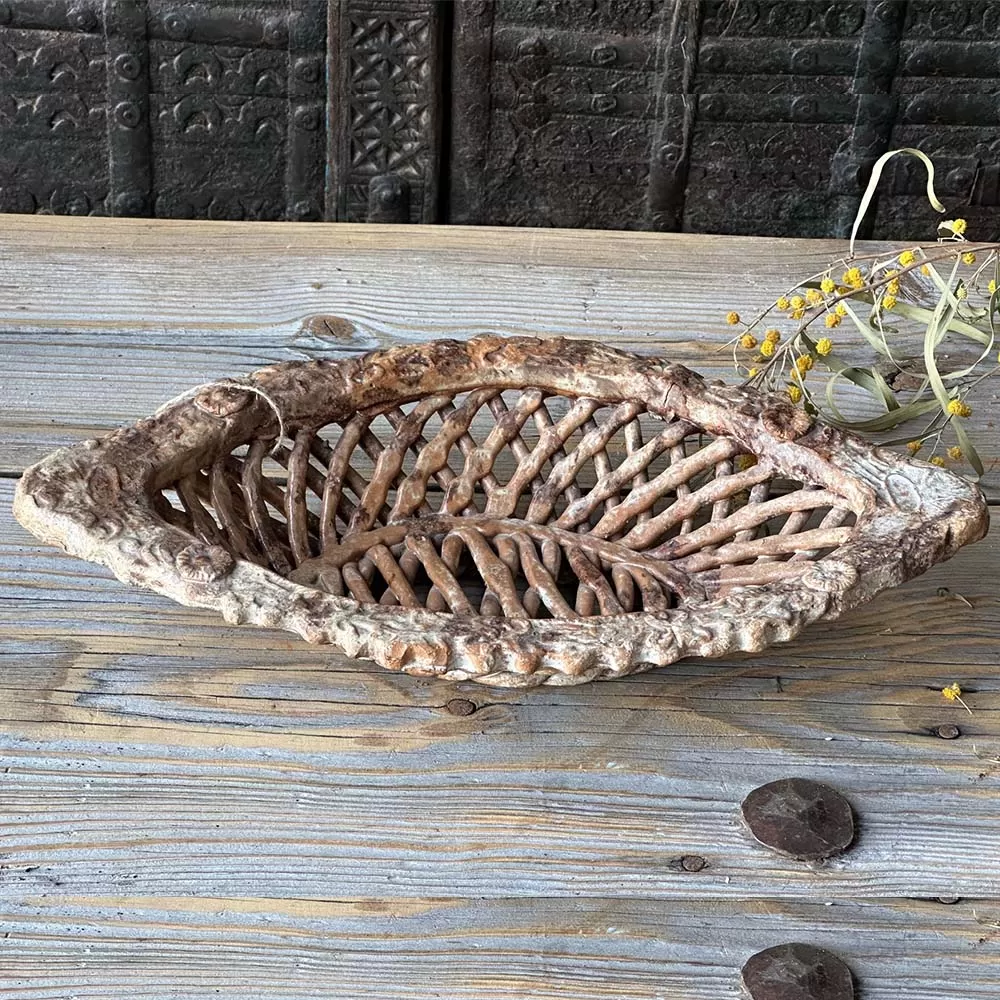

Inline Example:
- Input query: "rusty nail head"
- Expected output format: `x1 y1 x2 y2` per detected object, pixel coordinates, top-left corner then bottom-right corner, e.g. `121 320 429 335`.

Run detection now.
445 698 477 717
742 943 854 1000
741 778 855 861
936 723 961 740
680 854 706 872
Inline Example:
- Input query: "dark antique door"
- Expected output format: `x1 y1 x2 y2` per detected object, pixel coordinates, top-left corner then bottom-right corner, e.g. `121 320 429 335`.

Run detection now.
0 0 997 238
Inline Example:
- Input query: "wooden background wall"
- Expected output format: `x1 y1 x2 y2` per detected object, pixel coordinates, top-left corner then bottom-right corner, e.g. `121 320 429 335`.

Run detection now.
1 0 999 238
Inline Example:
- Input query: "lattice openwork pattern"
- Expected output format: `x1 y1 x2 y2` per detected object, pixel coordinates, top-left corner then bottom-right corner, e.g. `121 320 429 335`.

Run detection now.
14 337 989 686
154 389 859 620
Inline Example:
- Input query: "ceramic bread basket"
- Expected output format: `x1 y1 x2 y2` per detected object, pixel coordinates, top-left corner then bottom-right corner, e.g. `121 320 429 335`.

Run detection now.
14 336 989 687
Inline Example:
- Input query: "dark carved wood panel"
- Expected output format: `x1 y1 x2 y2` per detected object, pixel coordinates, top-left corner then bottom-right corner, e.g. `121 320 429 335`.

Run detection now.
143 0 324 221
1 0 999 237
0 5 109 216
873 0 1000 240
450 0 670 229
0 0 327 221
683 0 871 237
328 0 443 222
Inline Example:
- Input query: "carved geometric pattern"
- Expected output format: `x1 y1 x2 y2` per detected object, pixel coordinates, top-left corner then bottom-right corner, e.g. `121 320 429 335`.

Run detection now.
0 20 109 216
348 14 432 174
330 0 442 222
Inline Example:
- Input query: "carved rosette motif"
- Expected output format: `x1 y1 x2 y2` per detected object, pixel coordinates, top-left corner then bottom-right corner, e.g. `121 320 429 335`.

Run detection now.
12 336 989 688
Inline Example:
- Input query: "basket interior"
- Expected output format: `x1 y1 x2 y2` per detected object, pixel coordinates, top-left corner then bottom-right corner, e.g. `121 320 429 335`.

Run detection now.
153 388 860 618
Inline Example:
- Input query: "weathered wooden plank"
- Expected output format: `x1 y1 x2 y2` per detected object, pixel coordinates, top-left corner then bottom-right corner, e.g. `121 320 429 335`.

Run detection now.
3 483 999 899
1 217 996 495
0 897 996 1000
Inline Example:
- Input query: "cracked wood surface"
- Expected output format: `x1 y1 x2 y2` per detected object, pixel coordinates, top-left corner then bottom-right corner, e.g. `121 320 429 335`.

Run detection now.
0 217 997 497
3 482 999 905
1 217 998 998
0 897 998 1000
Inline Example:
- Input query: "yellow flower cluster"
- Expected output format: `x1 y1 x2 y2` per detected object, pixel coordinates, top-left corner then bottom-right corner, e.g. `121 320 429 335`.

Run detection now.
962 252 976 265
882 294 897 310
787 384 802 403
726 311 741 325
759 339 776 358
815 337 833 356
930 456 946 467
946 398 972 417
740 333 757 349
790 295 805 310
898 249 917 266
906 440 922 454
765 328 781 344
806 288 824 305
824 312 840 328
842 267 864 289
834 302 847 317
776 296 790 310
820 277 835 294
947 445 963 460
989 279 997 295
942 218 968 236
886 269 900 296
941 680 972 714
795 354 814 375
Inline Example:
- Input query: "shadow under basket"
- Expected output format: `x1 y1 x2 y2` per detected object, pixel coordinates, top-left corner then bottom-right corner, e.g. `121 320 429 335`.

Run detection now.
14 336 989 687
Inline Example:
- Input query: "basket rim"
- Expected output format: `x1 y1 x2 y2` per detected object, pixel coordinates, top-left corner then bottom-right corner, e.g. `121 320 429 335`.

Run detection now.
13 335 989 687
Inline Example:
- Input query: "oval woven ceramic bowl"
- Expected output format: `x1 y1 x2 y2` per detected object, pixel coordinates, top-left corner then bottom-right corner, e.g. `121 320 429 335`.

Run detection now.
14 336 989 687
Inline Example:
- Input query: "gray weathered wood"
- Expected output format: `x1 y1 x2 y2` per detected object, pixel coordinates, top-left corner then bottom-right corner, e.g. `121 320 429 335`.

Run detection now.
3 484 998 901
2 218 999 998
0 897 996 999
1 217 996 496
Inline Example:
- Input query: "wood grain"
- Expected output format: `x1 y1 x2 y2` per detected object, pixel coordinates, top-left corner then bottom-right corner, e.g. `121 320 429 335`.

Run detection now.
0 897 997 1000
1 216 997 496
3 483 999 901
3 218 999 997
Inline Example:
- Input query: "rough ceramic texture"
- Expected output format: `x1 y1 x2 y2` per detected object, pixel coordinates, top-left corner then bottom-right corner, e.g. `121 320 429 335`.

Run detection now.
13 336 989 687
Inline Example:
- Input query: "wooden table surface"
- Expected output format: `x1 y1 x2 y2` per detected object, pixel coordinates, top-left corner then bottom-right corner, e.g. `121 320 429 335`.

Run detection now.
1 216 998 999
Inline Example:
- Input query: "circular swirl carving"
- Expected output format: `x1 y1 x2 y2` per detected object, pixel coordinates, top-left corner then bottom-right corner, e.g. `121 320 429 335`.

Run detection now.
163 12 190 39
114 101 142 129
176 543 235 583
294 57 320 84
68 4 98 32
293 106 320 131
115 54 141 81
